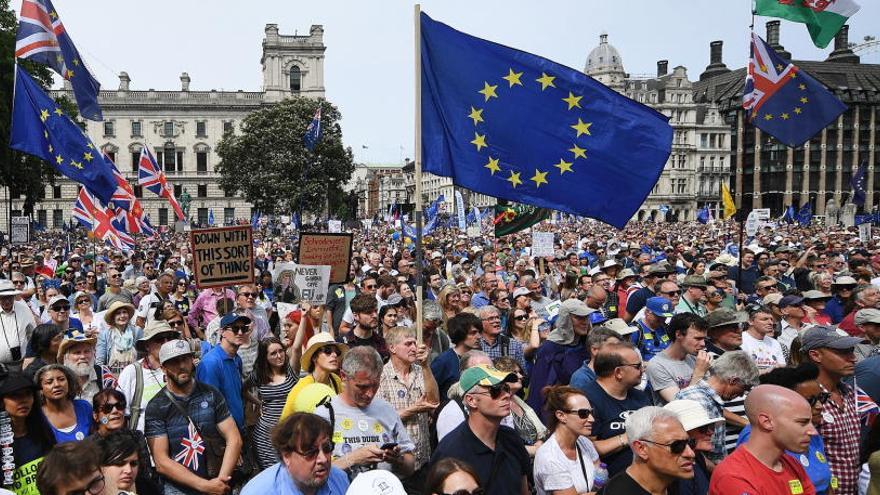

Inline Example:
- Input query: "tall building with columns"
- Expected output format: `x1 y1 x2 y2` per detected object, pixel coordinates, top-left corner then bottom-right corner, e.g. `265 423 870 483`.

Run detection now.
693 21 878 216
2 24 325 230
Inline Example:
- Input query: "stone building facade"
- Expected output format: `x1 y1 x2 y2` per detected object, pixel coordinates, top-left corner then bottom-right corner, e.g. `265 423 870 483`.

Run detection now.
2 24 325 230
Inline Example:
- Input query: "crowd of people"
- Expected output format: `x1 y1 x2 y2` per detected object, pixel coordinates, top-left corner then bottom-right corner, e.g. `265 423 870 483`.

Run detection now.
0 217 878 495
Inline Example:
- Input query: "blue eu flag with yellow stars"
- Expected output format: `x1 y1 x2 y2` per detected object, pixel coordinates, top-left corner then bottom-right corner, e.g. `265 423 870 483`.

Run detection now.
9 65 117 204
420 13 672 229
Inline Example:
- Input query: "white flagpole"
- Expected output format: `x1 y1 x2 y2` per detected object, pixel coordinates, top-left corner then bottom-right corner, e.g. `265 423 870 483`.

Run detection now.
414 4 424 344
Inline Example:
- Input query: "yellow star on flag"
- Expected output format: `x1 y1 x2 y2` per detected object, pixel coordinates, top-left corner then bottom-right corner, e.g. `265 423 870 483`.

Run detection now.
562 92 583 110
484 157 501 175
530 169 548 187
794 107 802 114
775 64 784 71
800 97 808 104
789 72 797 78
502 69 523 88
83 151 94 162
569 144 586 160
71 160 83 169
536 73 556 90
798 84 806 90
506 171 522 188
468 107 484 125
764 114 774 120
73 58 80 66
54 108 63 116
86 143 95 149
49 10 57 19
759 64 767 72
55 154 64 165
471 132 487 151
571 118 592 137
43 130 48 139
781 113 790 120
554 158 574 174
478 82 498 102
47 144 53 153
40 109 49 122
65 69 74 79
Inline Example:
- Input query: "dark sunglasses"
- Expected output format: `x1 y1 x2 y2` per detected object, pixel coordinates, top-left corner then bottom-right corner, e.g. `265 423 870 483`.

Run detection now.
319 345 339 356
11 280 25 285
109 273 121 278
99 402 126 414
807 392 831 407
661 290 682 296
443 490 485 495
230 325 250 334
471 382 511 399
51 305 70 312
565 408 593 419
238 292 255 298
514 314 529 321
640 437 696 455
168 320 185 328
294 440 335 461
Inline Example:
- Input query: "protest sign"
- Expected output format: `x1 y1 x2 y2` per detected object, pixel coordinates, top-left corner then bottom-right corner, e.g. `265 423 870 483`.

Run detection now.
293 265 332 304
531 231 554 258
328 220 342 233
298 232 353 284
190 226 254 288
859 223 872 244
10 217 29 245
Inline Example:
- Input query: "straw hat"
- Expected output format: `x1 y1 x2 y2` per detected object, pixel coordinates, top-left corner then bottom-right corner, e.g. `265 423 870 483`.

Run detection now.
103 300 136 326
300 333 348 372
57 329 96 359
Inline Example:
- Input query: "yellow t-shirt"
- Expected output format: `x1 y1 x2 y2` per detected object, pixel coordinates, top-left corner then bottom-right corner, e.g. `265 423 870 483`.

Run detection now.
279 373 343 422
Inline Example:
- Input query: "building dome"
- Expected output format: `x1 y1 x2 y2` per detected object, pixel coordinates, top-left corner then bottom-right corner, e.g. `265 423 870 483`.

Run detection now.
585 32 624 74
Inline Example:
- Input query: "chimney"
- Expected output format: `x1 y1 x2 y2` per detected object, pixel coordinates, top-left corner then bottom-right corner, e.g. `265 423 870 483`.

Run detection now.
699 40 730 81
180 72 190 91
264 23 279 41
657 60 668 77
309 25 324 42
826 24 860 63
765 21 791 59
118 71 130 92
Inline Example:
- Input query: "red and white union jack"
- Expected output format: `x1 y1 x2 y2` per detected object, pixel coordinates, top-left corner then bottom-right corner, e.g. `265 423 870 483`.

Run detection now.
72 187 133 251
138 147 185 221
743 31 798 117
174 421 205 471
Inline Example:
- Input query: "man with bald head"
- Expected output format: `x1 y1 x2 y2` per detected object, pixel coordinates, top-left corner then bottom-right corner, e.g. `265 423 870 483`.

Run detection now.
709 384 817 495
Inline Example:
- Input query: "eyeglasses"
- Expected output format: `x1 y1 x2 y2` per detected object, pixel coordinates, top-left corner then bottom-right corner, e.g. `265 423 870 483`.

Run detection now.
68 473 105 495
481 316 501 321
168 320 185 328
229 325 250 334
319 345 339 356
639 437 696 455
514 314 529 321
51 305 70 312
99 402 126 414
77 299 90 305
238 292 255 298
617 362 644 371
807 392 831 406
757 285 778 291
442 490 485 495
565 408 594 419
661 290 681 296
815 264 827 269
293 440 335 461
470 382 511 400
11 280 24 285
109 273 121 278
363 284 376 290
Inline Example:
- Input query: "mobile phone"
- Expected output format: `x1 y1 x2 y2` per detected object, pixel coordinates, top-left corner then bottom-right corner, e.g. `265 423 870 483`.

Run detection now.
380 442 398 451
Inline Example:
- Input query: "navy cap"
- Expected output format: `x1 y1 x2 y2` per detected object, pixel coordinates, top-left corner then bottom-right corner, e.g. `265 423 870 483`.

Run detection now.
220 312 252 328
646 297 674 318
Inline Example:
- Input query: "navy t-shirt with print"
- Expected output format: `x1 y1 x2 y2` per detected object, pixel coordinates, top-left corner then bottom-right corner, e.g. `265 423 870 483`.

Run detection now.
583 380 651 477
144 381 231 495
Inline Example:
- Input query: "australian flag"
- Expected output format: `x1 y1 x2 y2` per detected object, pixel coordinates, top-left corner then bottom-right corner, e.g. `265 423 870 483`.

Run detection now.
10 66 117 204
303 106 322 151
851 161 867 206
420 13 671 229
743 32 846 147
14 0 102 120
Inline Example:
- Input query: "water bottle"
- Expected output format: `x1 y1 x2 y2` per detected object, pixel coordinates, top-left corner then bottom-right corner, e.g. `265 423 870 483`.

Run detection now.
593 462 609 490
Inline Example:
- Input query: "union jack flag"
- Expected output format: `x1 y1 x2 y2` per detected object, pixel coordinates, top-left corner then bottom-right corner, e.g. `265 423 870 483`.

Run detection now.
103 154 154 235
138 147 184 221
100 365 117 390
72 187 134 251
855 383 879 427
174 421 205 471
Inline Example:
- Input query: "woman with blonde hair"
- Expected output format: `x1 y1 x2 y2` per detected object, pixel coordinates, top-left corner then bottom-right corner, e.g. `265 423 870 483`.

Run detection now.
438 284 463 321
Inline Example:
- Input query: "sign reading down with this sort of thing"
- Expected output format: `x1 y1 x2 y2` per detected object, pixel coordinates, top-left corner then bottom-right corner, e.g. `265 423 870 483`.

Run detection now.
190 226 255 288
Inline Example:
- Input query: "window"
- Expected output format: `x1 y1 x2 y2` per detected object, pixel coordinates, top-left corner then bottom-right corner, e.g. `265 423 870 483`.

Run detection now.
103 121 114 136
173 184 182 198
196 121 207 137
196 151 208 173
700 134 708 148
131 121 142 137
158 208 168 226
176 151 184 172
131 152 140 173
223 121 233 134
134 185 143 198
223 186 235 198
37 210 47 227
197 208 208 225
164 121 174 137
163 148 175 173
197 184 207 198
53 209 63 228
224 208 235 225
10 189 20 200
290 66 302 92
52 185 62 199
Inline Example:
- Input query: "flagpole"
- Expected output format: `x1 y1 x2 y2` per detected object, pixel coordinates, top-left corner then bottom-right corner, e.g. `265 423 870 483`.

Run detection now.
414 3 424 344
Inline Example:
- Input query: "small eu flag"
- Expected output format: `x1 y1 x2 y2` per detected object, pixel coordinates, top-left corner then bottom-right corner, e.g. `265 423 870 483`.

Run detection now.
744 32 846 147
798 203 813 226
851 161 867 206
303 107 322 151
420 13 672 229
697 206 711 224
10 65 117 204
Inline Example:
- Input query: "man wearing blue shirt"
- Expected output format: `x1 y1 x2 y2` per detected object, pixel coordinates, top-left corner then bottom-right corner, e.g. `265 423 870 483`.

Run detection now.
196 311 250 431
432 312 482 399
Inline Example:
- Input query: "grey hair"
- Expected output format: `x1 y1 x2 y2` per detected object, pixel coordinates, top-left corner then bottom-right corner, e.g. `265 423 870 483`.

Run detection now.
10 271 24 280
458 350 490 374
340 346 383 379
711 350 760 387
35 364 80 401
625 406 681 444
477 305 499 319
518 275 535 287
855 285 879 304
422 300 443 322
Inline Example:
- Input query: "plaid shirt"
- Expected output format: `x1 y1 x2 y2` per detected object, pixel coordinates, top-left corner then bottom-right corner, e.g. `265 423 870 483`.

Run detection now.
675 379 726 464
479 334 527 372
378 360 431 470
818 382 861 495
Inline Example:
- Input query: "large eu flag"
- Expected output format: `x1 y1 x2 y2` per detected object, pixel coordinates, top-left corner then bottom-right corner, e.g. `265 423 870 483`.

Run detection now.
744 32 846 147
10 65 117 204
420 13 672 229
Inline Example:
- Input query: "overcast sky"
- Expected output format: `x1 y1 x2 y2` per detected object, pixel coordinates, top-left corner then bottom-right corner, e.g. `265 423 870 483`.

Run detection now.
14 0 879 164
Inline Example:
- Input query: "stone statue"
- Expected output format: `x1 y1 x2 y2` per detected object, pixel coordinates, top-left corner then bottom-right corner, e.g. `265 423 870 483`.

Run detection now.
826 199 839 226
179 189 191 220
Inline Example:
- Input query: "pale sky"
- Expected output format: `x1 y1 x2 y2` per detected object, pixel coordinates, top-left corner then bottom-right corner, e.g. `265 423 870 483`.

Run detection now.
14 0 879 164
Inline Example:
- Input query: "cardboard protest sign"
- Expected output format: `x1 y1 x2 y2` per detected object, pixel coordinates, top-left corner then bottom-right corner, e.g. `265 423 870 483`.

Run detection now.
10 217 29 244
293 265 332 304
297 232 353 284
531 231 554 258
190 226 254 288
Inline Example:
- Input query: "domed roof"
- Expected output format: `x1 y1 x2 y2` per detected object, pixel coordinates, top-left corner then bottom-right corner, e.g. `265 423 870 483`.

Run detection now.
585 32 625 75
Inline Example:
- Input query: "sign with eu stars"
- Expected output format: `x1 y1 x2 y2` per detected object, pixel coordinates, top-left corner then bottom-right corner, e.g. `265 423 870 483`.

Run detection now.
420 13 673 229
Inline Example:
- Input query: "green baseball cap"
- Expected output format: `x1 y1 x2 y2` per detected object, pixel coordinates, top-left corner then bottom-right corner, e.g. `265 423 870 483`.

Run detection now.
460 365 516 394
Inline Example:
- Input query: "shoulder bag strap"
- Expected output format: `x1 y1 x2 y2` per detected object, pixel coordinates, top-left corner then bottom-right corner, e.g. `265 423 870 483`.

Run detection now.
162 387 205 439
129 364 144 429
576 442 590 489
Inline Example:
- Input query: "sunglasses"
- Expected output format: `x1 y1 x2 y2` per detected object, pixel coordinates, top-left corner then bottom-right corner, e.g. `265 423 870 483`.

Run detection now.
238 292 255 298
11 280 25 285
168 320 184 328
294 440 335 461
807 392 832 407
443 490 485 495
514 314 529 321
51 305 70 312
229 325 250 334
77 299 91 305
640 437 696 455
695 424 715 435
661 290 682 296
565 408 594 419
109 273 121 278
99 402 126 414
319 345 339 356
471 382 511 399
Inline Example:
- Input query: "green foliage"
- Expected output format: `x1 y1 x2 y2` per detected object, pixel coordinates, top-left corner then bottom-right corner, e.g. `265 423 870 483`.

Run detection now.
216 97 355 216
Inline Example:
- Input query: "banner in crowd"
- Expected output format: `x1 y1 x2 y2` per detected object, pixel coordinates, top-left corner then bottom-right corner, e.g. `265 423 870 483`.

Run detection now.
190 226 255 288
297 232 353 284
10 217 30 245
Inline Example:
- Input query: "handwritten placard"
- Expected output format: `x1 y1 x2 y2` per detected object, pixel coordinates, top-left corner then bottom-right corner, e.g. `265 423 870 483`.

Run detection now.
297 232 353 284
190 226 254 288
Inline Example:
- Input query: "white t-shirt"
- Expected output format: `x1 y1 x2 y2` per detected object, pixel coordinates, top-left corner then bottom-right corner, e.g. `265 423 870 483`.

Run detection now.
534 434 599 495
116 359 167 432
741 332 786 371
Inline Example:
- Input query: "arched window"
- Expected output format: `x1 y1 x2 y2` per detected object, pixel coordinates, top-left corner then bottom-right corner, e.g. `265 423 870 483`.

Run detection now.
290 66 301 92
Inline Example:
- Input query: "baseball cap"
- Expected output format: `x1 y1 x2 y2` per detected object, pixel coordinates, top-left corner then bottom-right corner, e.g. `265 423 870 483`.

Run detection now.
460 365 516 394
562 298 595 317
800 325 865 352
855 308 880 326
616 268 637 281
762 293 784 306
159 339 195 365
831 276 858 286
220 312 252 328
706 308 747 329
598 318 637 336
778 295 805 309
664 399 724 432
0 372 37 397
646 297 674 318
512 287 531 299
430 251 443 260
802 290 832 301
48 295 69 309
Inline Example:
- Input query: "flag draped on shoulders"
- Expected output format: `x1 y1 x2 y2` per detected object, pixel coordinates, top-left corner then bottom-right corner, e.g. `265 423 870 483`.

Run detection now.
755 0 860 49
15 0 103 120
420 13 672 229
9 66 117 204
743 32 846 147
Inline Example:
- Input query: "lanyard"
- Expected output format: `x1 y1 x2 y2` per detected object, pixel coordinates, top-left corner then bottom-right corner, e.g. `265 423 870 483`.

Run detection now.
576 442 589 489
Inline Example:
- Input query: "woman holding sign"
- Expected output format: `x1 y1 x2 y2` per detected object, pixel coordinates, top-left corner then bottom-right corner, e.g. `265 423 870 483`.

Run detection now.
0 371 56 495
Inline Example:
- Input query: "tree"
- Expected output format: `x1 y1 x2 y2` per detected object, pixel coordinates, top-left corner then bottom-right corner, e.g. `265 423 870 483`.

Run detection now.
0 0 79 226
216 97 355 216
